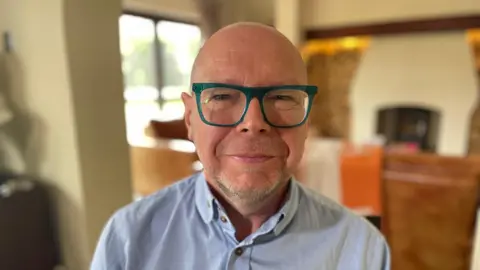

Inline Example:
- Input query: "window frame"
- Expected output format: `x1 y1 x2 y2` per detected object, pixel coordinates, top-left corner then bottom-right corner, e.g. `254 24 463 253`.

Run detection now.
121 10 199 107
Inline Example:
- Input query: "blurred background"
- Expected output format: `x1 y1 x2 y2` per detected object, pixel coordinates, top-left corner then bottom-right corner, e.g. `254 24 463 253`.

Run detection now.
0 0 480 269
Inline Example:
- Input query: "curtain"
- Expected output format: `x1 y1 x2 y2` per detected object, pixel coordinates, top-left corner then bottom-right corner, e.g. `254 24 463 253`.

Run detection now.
193 0 224 39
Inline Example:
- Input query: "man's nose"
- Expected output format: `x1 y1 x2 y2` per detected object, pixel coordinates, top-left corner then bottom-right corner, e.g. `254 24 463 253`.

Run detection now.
236 98 271 134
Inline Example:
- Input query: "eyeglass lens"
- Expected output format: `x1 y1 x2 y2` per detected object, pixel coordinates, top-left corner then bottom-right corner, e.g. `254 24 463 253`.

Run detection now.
200 87 309 126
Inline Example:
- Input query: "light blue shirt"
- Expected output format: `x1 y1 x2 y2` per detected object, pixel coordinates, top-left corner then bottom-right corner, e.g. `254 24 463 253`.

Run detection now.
91 172 390 270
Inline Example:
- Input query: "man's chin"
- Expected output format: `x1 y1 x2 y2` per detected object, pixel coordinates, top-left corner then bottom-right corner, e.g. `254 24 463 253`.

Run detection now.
216 179 280 202
224 189 273 203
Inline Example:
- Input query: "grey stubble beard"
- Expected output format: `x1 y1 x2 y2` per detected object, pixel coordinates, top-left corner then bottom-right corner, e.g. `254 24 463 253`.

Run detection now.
213 167 288 206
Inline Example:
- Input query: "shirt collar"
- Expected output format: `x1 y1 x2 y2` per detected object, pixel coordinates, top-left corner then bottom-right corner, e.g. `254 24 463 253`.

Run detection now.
194 172 217 223
273 178 299 236
195 172 300 234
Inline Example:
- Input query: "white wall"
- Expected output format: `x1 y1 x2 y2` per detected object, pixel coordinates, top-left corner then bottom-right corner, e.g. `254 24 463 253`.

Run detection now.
351 32 478 156
300 0 480 155
302 0 480 28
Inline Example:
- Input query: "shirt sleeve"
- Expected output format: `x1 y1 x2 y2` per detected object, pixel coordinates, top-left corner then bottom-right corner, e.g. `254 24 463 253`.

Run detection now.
381 239 391 270
90 215 126 270
366 229 391 270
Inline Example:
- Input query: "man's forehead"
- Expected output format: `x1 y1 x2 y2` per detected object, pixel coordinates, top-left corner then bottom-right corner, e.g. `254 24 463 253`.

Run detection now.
190 23 307 85
193 50 305 85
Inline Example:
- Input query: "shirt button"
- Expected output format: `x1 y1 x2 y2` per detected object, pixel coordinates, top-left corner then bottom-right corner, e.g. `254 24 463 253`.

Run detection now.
220 216 228 223
234 247 244 256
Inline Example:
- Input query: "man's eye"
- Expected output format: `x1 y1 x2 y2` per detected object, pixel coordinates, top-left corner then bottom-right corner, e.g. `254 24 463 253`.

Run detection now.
273 95 293 100
211 94 232 101
267 95 295 101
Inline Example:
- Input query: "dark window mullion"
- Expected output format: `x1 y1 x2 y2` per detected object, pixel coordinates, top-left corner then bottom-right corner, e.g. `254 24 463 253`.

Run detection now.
153 19 165 108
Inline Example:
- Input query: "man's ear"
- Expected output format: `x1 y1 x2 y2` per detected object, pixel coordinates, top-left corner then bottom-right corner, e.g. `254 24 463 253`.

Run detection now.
303 118 313 139
181 92 194 141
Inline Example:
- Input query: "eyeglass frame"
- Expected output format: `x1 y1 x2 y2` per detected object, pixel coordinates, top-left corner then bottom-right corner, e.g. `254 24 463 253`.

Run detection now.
191 82 318 128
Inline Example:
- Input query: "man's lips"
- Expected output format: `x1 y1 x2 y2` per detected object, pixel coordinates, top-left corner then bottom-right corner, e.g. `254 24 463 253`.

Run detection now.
228 155 274 163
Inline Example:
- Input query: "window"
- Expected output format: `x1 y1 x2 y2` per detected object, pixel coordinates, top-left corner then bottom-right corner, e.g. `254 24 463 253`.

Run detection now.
119 13 202 144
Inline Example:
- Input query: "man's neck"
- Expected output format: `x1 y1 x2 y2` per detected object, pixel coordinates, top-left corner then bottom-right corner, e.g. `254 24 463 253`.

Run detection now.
209 182 290 242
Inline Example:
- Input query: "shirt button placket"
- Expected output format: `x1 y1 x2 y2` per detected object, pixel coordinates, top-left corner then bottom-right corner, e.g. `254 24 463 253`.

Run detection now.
220 215 228 223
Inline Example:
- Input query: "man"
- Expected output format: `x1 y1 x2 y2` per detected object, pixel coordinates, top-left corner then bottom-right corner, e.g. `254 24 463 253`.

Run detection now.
91 22 390 269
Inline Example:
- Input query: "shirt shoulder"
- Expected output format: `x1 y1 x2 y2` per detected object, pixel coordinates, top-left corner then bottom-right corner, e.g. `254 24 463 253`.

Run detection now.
90 174 198 269
113 173 197 231
297 181 383 233
295 182 390 267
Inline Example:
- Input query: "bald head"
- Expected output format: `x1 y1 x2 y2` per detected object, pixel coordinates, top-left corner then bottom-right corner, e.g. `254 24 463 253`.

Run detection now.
191 22 307 86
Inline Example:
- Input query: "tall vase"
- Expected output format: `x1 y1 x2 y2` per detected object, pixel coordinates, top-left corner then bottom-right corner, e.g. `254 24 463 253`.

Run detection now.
468 74 480 155
306 50 362 139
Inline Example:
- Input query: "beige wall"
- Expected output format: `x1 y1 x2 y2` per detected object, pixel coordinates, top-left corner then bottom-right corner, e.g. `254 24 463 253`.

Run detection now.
220 0 274 26
0 0 132 269
351 32 478 156
275 0 301 46
302 0 480 28
64 0 135 262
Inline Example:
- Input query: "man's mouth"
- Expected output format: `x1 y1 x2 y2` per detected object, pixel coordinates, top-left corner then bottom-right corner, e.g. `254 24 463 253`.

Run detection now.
229 155 274 163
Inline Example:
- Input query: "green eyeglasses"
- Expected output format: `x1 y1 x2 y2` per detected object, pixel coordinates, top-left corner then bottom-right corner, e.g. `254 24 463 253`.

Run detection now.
192 83 318 128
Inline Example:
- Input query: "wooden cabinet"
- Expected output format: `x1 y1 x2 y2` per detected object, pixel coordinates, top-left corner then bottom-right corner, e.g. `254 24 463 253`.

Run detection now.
130 144 198 196
383 153 480 270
